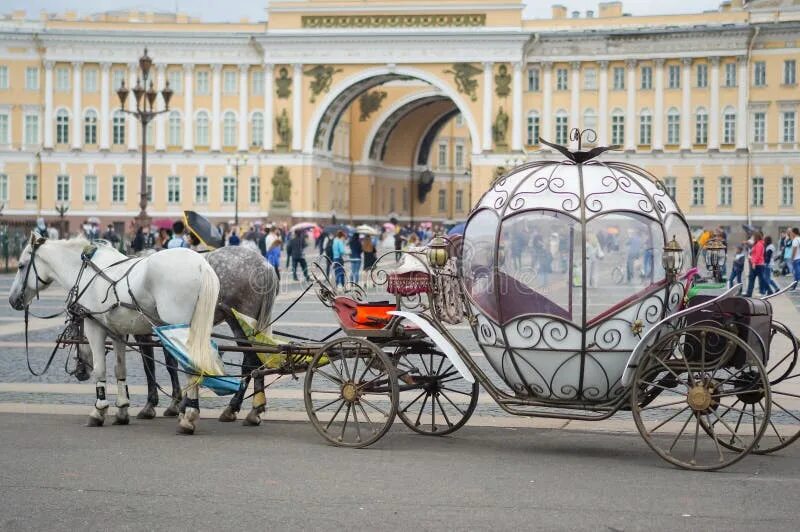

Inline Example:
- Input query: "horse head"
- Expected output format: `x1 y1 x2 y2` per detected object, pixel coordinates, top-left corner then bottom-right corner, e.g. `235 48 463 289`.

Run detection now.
8 232 53 311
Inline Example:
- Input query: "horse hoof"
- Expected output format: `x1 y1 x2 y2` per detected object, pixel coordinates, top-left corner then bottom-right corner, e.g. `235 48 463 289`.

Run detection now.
218 406 238 422
113 414 130 425
136 404 156 420
243 410 262 426
163 404 180 417
176 419 195 435
87 416 104 427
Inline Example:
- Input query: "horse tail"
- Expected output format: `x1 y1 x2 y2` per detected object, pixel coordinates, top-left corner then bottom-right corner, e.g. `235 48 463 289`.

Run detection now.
185 262 223 376
254 265 279 335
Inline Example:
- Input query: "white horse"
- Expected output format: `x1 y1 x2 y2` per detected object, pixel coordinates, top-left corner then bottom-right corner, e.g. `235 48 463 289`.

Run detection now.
8 234 220 434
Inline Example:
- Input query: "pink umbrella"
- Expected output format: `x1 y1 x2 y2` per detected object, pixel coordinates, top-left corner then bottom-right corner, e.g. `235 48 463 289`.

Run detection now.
383 222 396 232
153 218 175 230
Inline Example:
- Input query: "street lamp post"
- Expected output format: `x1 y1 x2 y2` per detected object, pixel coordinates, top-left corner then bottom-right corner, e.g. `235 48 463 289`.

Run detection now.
116 48 173 230
227 154 248 227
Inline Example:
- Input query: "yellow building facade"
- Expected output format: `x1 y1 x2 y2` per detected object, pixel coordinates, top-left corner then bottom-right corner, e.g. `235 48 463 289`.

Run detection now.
0 0 798 238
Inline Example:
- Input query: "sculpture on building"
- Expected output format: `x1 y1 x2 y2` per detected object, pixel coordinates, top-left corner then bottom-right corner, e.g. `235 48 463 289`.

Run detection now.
444 63 481 102
359 90 388 122
271 166 291 205
275 67 292 99
492 106 509 148
276 109 291 149
304 65 342 103
495 64 511 97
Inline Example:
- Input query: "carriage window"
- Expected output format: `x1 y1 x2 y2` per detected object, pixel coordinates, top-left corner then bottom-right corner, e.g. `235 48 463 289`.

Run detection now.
462 209 499 321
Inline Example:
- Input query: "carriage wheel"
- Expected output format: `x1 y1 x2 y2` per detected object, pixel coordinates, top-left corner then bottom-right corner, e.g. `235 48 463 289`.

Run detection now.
631 325 770 471
710 321 800 455
304 337 398 448
392 344 479 436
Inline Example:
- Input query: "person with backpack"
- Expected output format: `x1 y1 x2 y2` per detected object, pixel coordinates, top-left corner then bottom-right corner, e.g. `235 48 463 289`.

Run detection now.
764 235 780 293
729 245 745 288
744 231 771 297
362 234 377 271
266 238 282 284
332 230 347 288
349 232 363 284
288 230 310 282
167 221 191 249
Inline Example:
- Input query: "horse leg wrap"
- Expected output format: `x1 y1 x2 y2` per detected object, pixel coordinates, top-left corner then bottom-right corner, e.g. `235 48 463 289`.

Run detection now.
184 398 200 422
94 382 109 411
253 391 266 412
115 380 130 408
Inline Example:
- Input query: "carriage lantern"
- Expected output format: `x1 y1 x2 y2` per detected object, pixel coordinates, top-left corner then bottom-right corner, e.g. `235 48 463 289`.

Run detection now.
662 235 684 280
427 235 449 269
704 238 727 282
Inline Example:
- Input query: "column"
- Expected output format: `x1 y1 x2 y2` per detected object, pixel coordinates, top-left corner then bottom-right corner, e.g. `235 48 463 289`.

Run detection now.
183 64 194 151
71 61 83 150
263 63 274 151
736 56 748 150
625 59 636 151
482 62 493 151
291 63 302 151
511 61 523 151
542 62 553 146
238 64 249 152
155 64 166 151
598 61 608 146
100 62 110 150
653 59 664 151
680 58 691 151
127 63 138 151
570 61 580 132
211 64 222 151
709 57 720 151
43 61 54 149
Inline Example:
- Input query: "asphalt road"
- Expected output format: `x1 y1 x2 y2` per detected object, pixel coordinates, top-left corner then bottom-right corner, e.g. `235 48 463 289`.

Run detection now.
0 412 798 531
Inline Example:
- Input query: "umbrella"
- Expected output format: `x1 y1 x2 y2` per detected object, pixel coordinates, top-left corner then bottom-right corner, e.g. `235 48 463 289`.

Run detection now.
447 222 466 236
87 216 101 225
183 211 224 249
153 218 174 230
383 222 396 232
420 221 433 229
356 224 378 236
289 222 318 233
323 224 351 236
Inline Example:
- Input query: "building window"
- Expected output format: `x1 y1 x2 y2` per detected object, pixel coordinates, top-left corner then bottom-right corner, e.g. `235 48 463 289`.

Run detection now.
782 111 796 143
667 108 680 145
25 174 38 201
526 112 540 145
55 110 70 144
781 176 794 207
223 70 237 94
84 68 98 92
250 70 264 95
663 176 677 200
583 108 597 133
691 177 705 206
555 112 569 144
84 110 97 144
611 110 624 145
612 67 624 90
455 189 463 211
167 70 182 93
455 144 464 170
24 114 39 145
437 143 447 169
55 175 70 202
556 68 568 91
696 64 708 88
668 64 680 89
752 111 766 143
84 175 98 203
167 176 181 204
168 111 181 146
0 174 7 201
195 176 208 203
754 61 766 87
719 176 732 206
0 65 8 89
251 112 263 146
112 69 125 91
583 68 597 90
722 108 736 144
112 110 125 145
25 67 39 90
640 66 652 90
639 110 652 145
222 176 236 204
785 60 797 85
55 67 70 92
196 71 210 95
146 175 153 202
527 67 540 92
438 189 446 212
0 113 8 144
751 176 764 207
724 63 736 87
249 176 260 204
112 175 125 203
695 108 708 144
196 111 210 145
223 111 236 147
389 188 395 212
455 114 464 127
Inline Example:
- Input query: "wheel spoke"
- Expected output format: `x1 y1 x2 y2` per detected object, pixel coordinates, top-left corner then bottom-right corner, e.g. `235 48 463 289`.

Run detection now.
440 390 466 416
415 393 430 427
647 405 690 434
711 388 765 399
313 396 343 414
360 397 389 418
309 389 342 394
357 401 377 435
340 403 352 441
314 367 343 386
326 356 344 380
401 391 426 413
705 413 726 463
352 405 362 443
668 411 695 453
691 412 701 465
435 394 454 428
654 357 690 388
325 400 346 431
771 399 800 423
638 379 689 396
710 408 747 447
440 386 474 397
356 354 377 383
771 390 800 400
640 397 689 411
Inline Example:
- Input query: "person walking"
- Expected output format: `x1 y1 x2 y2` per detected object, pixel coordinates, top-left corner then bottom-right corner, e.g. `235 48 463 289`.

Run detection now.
332 230 347 288
791 227 800 288
744 231 770 297
266 238 282 284
288 230 310 282
728 245 745 288
763 235 780 293
349 232 363 284
167 221 191 249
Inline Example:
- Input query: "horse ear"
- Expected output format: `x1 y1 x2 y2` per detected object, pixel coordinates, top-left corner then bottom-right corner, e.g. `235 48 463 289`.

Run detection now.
29 232 37 245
